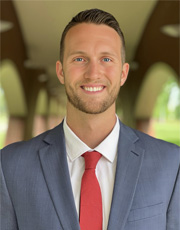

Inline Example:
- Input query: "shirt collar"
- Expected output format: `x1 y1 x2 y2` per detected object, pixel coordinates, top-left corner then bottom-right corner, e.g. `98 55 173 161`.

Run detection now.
63 116 120 163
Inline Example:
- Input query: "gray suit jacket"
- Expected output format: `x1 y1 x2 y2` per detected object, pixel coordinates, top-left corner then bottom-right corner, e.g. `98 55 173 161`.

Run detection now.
0 120 180 230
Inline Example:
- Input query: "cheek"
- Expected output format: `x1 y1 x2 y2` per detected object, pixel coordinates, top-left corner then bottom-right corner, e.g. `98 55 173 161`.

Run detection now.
65 65 84 81
64 69 84 89
105 66 121 83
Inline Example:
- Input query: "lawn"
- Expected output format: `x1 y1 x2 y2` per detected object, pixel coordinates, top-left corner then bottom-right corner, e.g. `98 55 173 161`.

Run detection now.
153 120 180 146
0 132 6 149
0 119 179 148
0 114 8 149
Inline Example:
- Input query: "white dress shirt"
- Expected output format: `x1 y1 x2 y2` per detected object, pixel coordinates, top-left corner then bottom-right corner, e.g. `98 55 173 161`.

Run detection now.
63 116 120 230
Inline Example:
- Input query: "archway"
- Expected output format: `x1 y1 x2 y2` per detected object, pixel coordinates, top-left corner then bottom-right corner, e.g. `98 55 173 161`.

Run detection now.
0 59 27 146
33 89 48 136
135 62 178 136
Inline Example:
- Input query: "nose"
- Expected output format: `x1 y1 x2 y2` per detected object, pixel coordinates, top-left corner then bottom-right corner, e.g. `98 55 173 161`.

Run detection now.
84 61 101 80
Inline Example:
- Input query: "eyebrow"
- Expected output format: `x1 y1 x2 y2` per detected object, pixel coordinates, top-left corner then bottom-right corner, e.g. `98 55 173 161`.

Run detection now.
68 51 118 58
68 51 87 57
100 52 118 58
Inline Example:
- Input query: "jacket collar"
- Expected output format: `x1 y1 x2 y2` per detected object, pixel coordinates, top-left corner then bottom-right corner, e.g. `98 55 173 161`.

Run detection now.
39 121 80 230
108 122 145 230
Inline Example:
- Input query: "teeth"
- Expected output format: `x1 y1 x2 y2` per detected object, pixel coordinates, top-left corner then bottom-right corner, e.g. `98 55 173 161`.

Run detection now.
83 86 103 92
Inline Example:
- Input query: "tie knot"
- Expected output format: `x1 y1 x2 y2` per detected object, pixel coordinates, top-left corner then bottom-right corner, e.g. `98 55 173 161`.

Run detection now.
82 151 102 170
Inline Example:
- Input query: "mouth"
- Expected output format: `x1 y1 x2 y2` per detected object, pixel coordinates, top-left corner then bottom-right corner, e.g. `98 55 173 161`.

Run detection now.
81 85 105 93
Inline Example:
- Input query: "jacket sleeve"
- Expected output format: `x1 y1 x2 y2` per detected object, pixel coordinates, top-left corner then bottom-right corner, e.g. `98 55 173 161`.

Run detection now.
166 163 180 230
0 150 18 230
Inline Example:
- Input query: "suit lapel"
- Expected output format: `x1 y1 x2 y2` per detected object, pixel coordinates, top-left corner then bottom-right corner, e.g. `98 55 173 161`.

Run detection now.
39 122 80 230
108 122 145 230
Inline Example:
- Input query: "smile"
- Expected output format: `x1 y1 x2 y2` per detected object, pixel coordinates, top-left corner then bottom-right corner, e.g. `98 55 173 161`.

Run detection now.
82 86 104 92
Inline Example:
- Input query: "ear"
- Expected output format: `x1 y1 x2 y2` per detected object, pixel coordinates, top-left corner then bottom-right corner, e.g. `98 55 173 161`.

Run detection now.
56 61 64 84
120 63 129 86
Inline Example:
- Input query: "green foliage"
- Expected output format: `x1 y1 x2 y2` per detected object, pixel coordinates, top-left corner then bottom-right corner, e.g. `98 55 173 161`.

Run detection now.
175 97 180 119
153 79 180 121
153 79 180 146
0 87 7 114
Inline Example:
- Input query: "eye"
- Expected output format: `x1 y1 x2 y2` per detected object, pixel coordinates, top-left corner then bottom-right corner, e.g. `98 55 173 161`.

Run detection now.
74 57 84 62
102 57 111 62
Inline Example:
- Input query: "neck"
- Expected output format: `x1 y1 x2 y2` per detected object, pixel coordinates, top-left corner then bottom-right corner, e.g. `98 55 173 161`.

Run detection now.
66 103 117 149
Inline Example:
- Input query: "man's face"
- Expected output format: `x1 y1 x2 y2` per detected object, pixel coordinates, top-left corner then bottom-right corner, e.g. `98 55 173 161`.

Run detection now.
56 23 129 114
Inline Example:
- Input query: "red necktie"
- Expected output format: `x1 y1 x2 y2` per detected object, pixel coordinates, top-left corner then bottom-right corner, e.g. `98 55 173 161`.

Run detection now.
79 151 102 230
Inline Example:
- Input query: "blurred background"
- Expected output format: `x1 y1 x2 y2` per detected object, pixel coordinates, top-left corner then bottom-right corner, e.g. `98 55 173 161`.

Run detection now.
0 0 179 148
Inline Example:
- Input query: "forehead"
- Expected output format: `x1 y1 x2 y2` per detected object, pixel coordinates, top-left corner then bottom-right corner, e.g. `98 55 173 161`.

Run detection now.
64 23 122 54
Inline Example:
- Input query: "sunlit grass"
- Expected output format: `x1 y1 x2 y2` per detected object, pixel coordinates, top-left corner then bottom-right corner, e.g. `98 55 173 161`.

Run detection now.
0 132 6 149
153 120 180 146
0 114 8 149
0 116 179 148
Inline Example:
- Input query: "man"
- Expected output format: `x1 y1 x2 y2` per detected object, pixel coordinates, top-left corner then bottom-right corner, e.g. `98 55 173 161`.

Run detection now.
0 9 179 230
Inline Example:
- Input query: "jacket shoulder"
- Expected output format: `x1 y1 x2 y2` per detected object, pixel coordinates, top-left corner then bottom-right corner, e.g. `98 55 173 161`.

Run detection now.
121 122 180 160
130 126 180 168
134 127 179 152
0 122 63 164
